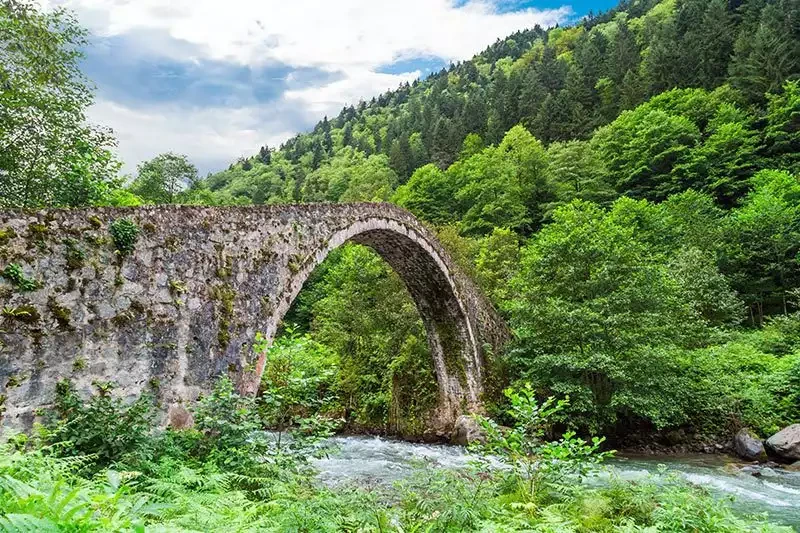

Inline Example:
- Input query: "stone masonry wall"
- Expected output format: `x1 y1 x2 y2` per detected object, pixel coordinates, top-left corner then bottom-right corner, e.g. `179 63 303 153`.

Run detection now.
0 203 508 437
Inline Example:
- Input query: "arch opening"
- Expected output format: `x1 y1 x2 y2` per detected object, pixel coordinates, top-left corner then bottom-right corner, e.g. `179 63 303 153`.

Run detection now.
256 217 484 437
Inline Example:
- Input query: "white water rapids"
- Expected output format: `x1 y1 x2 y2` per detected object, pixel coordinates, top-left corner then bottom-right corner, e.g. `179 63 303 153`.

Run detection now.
310 434 800 529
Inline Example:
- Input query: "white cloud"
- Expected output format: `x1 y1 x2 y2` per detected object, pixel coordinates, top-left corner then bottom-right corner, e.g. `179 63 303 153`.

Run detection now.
89 99 295 175
53 0 571 70
44 0 573 173
89 68 421 174
285 69 421 120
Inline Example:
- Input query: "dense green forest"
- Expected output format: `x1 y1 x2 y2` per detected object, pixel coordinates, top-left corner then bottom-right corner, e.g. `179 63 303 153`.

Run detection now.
2 0 800 529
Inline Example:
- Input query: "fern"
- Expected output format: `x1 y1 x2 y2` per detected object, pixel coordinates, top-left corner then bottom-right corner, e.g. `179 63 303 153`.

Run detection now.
0 514 60 533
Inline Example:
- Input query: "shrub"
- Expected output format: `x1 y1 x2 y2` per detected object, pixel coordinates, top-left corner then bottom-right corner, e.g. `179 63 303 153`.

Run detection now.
109 218 140 256
192 377 261 470
43 380 155 470
258 329 341 430
473 384 612 503
194 375 338 478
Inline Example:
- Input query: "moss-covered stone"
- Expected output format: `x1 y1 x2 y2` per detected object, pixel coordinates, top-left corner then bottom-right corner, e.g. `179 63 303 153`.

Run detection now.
111 309 136 326
164 235 180 252
287 254 303 274
47 297 72 330
5 374 23 388
63 238 85 270
0 204 508 438
0 228 17 246
72 357 87 372
169 279 187 295
211 284 235 349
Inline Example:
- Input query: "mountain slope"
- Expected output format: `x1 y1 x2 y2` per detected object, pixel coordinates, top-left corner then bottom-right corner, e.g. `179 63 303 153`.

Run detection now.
196 0 799 208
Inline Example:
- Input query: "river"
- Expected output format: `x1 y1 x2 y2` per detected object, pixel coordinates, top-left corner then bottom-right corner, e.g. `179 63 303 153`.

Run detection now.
311 434 800 530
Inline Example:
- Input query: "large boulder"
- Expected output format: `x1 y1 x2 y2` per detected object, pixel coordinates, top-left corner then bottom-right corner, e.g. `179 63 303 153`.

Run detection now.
450 415 486 446
734 428 767 462
766 424 800 461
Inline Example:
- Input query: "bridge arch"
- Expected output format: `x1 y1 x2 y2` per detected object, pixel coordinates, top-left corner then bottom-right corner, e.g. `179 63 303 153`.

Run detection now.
0 204 507 436
257 216 484 432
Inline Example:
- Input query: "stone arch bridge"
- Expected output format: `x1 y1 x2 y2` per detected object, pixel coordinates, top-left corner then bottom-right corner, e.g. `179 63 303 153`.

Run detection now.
0 204 507 438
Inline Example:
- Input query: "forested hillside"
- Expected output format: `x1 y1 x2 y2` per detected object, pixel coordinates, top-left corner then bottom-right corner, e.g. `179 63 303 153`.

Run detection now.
200 0 799 206
181 0 800 444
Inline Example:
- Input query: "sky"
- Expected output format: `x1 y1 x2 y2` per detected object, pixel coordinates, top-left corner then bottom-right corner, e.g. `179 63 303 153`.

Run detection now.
45 0 619 175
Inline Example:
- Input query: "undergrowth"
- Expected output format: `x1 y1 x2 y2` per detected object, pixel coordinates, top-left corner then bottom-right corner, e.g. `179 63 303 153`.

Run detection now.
0 374 793 532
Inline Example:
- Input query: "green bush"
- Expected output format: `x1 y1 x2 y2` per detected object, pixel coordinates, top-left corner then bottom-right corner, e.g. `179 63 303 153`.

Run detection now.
109 217 140 256
258 329 342 429
192 376 262 470
43 380 155 470
473 384 612 503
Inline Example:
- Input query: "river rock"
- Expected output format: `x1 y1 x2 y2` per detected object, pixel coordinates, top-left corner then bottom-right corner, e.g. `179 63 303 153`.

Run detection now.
766 424 800 461
450 415 486 446
734 428 767 462
786 461 800 472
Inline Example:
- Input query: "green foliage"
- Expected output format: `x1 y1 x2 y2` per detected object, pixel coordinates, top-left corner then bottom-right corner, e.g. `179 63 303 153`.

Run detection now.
394 163 458 225
544 139 615 216
507 199 702 357
456 125 553 235
0 1 121 208
592 86 761 204
129 152 199 204
729 0 800 103
1 373 795 533
499 196 800 435
2 304 40 324
474 384 612 503
724 169 800 322
295 244 438 432
43 380 155 470
764 81 800 176
109 217 140 256
191 376 264 471
303 149 397 202
258 329 341 430
0 263 37 292
474 227 520 305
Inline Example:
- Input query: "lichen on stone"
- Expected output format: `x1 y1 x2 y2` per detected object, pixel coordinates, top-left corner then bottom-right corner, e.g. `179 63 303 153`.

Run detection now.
169 280 187 295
